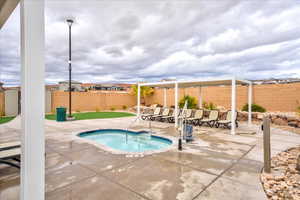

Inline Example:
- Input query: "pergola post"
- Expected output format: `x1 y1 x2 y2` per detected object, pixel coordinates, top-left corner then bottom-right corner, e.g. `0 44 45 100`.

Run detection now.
20 0 45 199
163 88 167 108
198 87 203 108
248 82 252 125
137 83 141 119
174 82 178 127
231 77 236 135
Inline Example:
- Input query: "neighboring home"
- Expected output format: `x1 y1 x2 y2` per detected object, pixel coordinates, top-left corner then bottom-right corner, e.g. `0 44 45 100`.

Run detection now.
46 84 59 91
253 78 300 85
0 82 4 91
92 84 126 91
87 83 132 91
58 80 84 92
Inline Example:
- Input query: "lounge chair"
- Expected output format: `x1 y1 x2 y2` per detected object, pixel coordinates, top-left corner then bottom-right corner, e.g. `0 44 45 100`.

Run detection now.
0 141 21 151
161 109 175 122
153 108 170 121
162 109 181 123
215 111 238 129
141 107 161 120
0 148 21 169
199 110 219 127
186 109 204 125
150 108 165 120
179 109 193 123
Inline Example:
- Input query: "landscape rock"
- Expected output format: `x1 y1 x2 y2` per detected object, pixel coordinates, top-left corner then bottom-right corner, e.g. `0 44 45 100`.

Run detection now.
261 147 300 200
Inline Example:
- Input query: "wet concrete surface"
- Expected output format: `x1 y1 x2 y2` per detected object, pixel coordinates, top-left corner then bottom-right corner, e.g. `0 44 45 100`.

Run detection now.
0 116 299 199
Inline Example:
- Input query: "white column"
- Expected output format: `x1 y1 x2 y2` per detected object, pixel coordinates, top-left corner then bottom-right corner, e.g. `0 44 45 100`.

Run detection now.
163 88 167 108
198 87 203 108
248 82 252 125
174 82 178 127
137 84 141 119
20 0 45 200
231 77 236 135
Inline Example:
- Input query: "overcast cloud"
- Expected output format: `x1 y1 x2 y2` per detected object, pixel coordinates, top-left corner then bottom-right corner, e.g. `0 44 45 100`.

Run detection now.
1 0 300 86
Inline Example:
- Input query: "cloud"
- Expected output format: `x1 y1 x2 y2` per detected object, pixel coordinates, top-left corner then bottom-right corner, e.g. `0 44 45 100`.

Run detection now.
1 0 300 86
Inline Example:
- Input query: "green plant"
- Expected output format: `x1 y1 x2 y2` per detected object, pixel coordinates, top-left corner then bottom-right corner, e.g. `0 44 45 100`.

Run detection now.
95 107 101 112
122 105 127 110
131 85 154 105
179 95 198 109
242 103 266 113
203 101 217 110
110 107 116 111
75 109 81 113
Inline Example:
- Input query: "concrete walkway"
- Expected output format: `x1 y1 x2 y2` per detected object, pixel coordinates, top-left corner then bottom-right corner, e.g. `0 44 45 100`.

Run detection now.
0 116 299 200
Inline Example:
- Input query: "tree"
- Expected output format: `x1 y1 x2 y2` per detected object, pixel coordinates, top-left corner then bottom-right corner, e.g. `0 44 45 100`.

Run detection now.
179 95 198 109
131 85 154 105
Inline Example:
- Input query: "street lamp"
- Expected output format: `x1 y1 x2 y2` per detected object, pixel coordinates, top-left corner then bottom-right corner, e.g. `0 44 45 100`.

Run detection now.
66 19 74 119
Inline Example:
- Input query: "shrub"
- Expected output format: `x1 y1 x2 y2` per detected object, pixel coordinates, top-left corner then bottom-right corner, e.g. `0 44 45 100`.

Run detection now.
179 95 198 109
242 103 266 113
110 107 116 111
122 105 127 110
75 109 81 113
203 101 217 110
297 106 300 116
95 107 101 112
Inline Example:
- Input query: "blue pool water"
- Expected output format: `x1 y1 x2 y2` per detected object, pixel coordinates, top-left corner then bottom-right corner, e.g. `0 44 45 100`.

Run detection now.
78 129 172 153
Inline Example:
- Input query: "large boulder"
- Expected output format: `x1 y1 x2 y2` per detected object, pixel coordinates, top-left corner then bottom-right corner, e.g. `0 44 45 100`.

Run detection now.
273 118 288 126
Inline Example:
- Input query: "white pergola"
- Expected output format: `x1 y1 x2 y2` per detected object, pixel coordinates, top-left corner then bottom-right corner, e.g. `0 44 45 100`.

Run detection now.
137 77 253 135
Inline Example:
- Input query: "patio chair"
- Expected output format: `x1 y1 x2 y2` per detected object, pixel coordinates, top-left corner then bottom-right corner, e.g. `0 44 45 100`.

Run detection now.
153 108 170 121
0 141 21 151
215 111 238 129
179 109 193 123
141 107 161 120
186 109 204 125
150 108 164 120
199 110 219 127
162 109 181 123
0 148 21 169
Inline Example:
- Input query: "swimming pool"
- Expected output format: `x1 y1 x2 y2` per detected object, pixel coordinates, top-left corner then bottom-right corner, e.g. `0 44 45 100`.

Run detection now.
78 129 172 153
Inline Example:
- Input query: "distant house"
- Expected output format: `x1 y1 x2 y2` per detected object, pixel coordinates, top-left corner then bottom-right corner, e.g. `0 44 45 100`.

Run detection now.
58 81 84 92
92 84 126 91
252 78 300 85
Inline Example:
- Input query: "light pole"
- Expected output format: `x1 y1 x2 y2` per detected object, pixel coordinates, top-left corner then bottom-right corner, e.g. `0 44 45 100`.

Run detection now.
66 19 73 118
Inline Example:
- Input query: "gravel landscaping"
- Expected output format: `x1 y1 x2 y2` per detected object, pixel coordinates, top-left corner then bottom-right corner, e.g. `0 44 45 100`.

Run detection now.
261 147 300 200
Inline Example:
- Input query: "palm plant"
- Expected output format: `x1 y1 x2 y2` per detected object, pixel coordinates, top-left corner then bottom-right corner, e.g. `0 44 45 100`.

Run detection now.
179 95 198 109
131 85 154 105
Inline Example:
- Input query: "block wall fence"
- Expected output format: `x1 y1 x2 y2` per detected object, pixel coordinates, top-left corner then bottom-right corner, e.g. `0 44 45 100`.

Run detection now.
0 82 299 116
51 91 137 113
145 82 300 112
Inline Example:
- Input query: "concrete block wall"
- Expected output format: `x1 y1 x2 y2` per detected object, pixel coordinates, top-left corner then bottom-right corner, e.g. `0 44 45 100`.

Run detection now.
146 83 300 112
51 91 136 113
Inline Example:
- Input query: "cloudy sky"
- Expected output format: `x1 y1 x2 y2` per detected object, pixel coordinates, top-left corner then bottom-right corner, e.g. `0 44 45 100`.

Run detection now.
1 0 300 86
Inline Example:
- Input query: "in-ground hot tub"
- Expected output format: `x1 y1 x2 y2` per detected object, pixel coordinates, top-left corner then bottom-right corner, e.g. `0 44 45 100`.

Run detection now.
78 129 172 153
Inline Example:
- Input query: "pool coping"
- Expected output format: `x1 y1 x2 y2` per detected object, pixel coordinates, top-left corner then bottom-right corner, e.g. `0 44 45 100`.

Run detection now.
70 128 178 156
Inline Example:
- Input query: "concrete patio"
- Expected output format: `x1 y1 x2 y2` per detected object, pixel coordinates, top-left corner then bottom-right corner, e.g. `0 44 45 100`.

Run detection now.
0 116 299 200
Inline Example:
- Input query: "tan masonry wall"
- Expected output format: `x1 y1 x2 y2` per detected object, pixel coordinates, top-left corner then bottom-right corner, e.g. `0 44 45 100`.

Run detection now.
145 83 300 112
0 92 4 116
51 91 137 113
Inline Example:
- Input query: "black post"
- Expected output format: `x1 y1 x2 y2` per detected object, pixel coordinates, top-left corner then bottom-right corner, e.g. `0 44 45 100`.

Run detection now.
67 19 73 118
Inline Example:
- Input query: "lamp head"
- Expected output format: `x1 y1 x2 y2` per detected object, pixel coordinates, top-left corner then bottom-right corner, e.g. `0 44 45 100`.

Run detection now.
66 19 74 27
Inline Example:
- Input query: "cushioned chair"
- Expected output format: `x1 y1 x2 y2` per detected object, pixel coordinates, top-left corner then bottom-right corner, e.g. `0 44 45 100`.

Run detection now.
199 110 219 127
215 111 238 129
